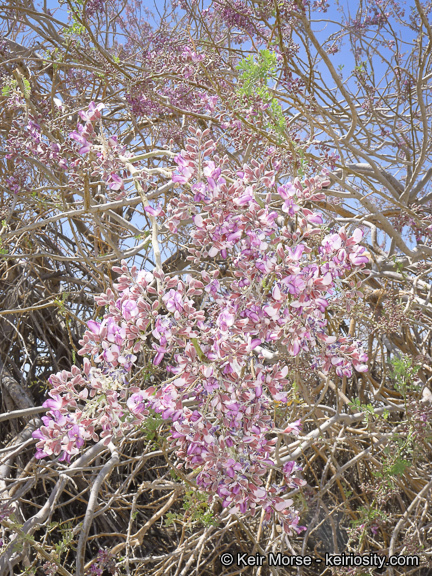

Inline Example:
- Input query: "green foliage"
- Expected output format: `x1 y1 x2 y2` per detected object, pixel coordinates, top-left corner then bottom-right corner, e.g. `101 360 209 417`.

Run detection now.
1 78 30 99
54 291 69 310
64 0 85 36
352 506 388 529
141 410 163 441
236 50 286 135
349 506 389 547
0 236 8 256
269 98 286 133
64 21 85 36
139 362 156 382
165 488 217 529
391 255 407 277
17 567 37 576
354 61 367 73
49 522 75 557
191 338 209 363
349 397 377 425
385 457 410 477
296 146 309 179
236 49 278 96
21 78 31 98
373 436 413 489
164 512 176 526
349 385 414 491
388 355 421 398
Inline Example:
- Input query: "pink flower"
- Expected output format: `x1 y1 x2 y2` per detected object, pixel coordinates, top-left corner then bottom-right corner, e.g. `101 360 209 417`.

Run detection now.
107 173 124 191
163 289 183 313
87 320 101 334
43 394 68 411
79 101 105 123
217 309 235 331
121 300 138 320
282 420 302 435
144 204 164 217
33 142 369 536
127 392 147 415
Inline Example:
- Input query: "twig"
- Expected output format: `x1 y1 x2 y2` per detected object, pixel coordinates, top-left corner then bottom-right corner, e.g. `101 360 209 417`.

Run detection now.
76 442 119 576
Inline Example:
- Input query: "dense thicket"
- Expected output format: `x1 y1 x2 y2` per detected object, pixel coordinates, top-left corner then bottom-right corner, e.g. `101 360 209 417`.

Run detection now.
0 0 432 575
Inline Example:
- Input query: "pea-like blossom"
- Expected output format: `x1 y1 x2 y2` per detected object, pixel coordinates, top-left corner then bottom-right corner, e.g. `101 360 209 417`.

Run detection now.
34 135 369 535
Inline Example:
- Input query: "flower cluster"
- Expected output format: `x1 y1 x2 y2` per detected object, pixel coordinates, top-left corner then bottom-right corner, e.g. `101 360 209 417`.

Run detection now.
32 358 141 461
87 549 116 575
5 114 68 184
70 102 128 199
42 561 58 576
33 127 369 534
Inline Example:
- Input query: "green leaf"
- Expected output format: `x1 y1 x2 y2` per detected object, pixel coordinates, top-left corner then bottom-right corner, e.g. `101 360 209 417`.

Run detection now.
22 78 31 97
387 458 410 477
191 338 209 362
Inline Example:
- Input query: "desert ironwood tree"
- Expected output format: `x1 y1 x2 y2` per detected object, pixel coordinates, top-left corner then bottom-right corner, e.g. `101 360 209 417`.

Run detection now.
0 0 432 574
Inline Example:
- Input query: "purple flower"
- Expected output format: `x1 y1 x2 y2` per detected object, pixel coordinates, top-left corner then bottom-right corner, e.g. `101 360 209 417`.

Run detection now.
87 320 101 335
121 300 138 320
43 394 65 411
68 425 85 449
127 392 147 415
106 318 126 345
217 309 235 331
282 420 302 435
107 173 124 191
163 289 183 313
79 101 105 123
153 344 167 365
235 189 254 206
145 204 163 217
70 131 91 155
